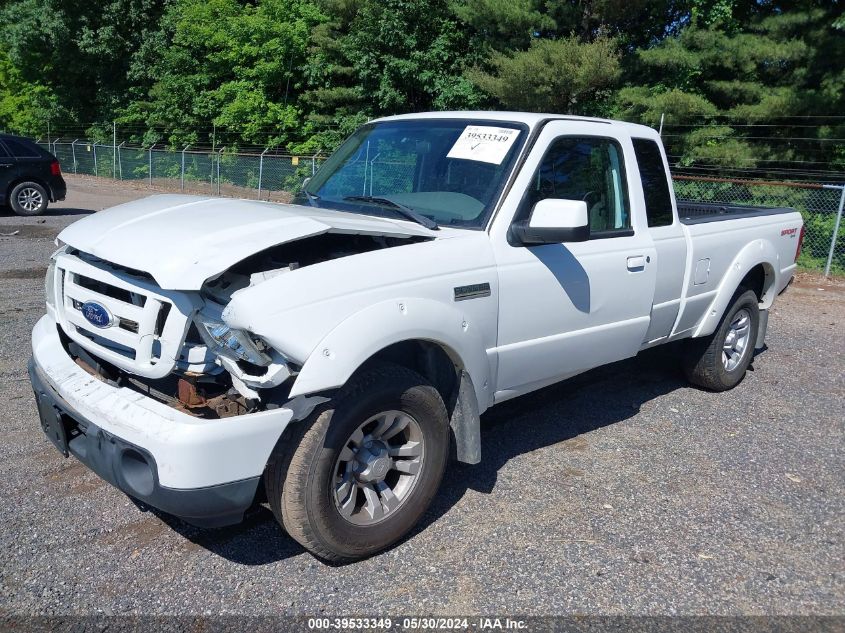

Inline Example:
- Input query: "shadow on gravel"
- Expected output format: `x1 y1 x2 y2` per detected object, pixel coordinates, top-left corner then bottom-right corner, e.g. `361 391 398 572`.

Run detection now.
413 342 690 539
0 206 94 218
147 504 305 565
144 343 690 566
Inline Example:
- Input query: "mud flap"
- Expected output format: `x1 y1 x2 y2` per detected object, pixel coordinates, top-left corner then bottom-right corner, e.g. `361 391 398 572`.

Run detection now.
449 370 481 465
755 308 769 350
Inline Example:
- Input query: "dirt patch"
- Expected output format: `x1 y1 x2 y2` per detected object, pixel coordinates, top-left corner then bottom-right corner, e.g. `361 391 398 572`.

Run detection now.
0 224 59 239
98 518 170 549
0 267 47 280
793 270 845 293
150 177 294 203
47 461 90 482
61 173 294 207
562 435 589 452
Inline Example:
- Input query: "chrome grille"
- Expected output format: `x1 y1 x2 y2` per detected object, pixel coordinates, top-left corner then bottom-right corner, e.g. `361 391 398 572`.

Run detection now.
53 251 200 379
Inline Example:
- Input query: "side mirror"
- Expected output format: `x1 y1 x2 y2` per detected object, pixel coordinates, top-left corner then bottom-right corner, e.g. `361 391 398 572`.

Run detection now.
512 198 590 245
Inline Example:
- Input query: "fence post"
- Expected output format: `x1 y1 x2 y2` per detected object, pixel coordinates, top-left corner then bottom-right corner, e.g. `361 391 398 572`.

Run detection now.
117 142 125 180
52 137 60 157
149 144 154 187
71 139 78 174
92 143 98 177
312 153 318 176
258 148 268 199
112 122 117 179
824 185 845 277
181 144 191 192
216 148 223 195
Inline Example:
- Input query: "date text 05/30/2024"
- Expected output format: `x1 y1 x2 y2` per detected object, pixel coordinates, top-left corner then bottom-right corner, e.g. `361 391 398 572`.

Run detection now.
307 618 528 630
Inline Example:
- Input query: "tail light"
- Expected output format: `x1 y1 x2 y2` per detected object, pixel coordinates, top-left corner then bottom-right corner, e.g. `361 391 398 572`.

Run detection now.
795 225 805 263
50 160 61 176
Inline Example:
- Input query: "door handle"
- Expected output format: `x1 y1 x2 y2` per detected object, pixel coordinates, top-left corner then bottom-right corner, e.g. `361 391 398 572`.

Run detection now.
627 255 646 271
0 163 13 168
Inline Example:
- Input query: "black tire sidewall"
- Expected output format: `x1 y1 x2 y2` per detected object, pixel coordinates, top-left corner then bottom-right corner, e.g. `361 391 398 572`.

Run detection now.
300 372 449 558
713 290 759 388
10 182 48 216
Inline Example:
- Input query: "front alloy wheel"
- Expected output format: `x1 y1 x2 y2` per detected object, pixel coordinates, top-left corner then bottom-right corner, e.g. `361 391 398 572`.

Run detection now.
333 410 425 525
264 363 450 562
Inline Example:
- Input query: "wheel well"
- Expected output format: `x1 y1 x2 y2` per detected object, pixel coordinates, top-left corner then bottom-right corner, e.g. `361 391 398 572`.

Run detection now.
739 263 774 304
7 177 51 202
360 340 461 409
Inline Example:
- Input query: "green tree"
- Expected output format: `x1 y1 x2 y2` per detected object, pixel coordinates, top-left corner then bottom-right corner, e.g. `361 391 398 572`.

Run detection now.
0 50 61 135
0 0 168 131
468 36 621 115
294 0 483 153
122 0 325 148
616 6 845 172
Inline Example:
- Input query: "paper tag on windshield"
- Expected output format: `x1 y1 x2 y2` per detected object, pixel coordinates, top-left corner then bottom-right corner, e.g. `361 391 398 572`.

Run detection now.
447 126 521 164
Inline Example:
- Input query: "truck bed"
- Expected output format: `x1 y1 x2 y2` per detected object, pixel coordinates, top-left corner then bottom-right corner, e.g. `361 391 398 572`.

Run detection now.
677 200 796 225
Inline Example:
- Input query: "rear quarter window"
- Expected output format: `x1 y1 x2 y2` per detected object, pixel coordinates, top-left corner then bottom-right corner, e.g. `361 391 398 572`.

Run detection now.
632 138 674 227
2 138 42 158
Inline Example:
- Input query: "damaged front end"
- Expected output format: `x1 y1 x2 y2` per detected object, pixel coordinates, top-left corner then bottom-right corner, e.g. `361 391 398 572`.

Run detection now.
54 231 428 419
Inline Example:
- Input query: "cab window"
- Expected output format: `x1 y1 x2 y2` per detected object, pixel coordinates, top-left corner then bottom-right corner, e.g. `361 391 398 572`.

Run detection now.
632 138 674 227
2 138 40 158
524 136 631 235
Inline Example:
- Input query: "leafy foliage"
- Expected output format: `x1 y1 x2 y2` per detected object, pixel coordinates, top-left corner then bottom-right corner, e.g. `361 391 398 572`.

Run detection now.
0 0 842 176
467 36 621 115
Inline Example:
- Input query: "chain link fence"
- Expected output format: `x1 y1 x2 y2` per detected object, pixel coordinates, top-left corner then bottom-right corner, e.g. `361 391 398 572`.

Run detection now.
39 140 845 276
674 176 845 276
42 140 321 201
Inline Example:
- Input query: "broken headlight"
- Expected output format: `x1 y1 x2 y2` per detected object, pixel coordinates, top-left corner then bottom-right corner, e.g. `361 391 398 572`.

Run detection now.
45 260 57 309
198 319 272 367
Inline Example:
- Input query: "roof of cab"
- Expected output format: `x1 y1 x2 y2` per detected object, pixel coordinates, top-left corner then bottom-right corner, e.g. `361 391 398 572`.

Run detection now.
371 111 658 137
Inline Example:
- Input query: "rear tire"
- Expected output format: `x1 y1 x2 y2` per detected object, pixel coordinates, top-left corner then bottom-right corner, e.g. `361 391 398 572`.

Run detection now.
682 287 759 391
10 181 49 216
265 363 449 562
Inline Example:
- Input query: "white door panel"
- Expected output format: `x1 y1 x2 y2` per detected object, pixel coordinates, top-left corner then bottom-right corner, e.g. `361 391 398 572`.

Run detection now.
494 238 655 395
642 227 687 344
488 121 657 398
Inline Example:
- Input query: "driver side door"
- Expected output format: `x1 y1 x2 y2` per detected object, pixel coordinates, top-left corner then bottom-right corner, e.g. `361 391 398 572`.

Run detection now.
490 123 657 401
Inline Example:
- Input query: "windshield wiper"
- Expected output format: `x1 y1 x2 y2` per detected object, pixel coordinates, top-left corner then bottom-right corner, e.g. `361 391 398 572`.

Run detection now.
343 195 439 231
303 190 320 207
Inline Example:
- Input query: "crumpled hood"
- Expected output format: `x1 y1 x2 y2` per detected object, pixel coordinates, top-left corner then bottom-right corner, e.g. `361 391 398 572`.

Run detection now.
58 194 436 289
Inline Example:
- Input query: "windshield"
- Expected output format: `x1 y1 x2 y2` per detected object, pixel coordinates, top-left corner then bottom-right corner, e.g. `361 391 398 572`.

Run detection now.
295 119 528 229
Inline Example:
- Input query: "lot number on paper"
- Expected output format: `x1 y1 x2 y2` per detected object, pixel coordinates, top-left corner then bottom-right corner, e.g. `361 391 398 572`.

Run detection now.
447 126 521 164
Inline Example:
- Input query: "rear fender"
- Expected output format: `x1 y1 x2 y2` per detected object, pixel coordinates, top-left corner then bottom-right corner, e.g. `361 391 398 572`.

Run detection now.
692 239 778 338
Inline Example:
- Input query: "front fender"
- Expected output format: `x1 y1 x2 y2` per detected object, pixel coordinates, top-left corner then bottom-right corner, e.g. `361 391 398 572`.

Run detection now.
288 297 492 411
693 239 779 338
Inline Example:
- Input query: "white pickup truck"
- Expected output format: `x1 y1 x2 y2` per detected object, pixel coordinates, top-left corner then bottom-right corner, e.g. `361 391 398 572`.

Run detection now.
30 112 804 561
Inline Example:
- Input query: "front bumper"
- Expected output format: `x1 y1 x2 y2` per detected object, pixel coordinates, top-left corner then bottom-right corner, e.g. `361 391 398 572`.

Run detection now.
30 314 296 527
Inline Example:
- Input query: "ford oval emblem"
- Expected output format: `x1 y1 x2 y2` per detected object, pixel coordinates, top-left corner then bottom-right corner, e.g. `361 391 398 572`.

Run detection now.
81 301 113 328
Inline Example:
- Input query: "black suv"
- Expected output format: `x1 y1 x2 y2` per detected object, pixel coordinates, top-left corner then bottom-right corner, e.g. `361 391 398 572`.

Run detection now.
1 134 67 216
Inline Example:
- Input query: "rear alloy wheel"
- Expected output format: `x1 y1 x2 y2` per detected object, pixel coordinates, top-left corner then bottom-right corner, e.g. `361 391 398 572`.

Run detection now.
10 182 48 216
722 308 752 372
264 363 449 562
683 287 760 391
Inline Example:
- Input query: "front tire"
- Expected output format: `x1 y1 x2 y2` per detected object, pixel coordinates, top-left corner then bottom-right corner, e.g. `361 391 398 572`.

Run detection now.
682 287 759 391
10 181 49 216
265 363 449 562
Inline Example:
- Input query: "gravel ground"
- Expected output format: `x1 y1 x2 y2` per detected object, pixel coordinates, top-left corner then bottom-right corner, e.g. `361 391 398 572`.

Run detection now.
0 176 843 616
